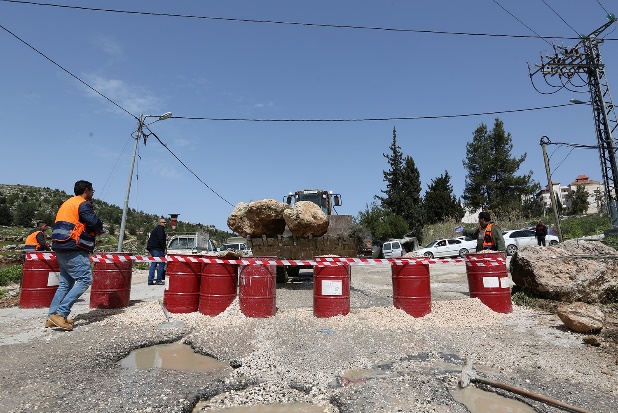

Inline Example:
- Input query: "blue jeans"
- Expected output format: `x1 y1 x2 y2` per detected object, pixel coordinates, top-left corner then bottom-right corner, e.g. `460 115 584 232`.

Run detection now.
148 249 166 283
49 250 93 317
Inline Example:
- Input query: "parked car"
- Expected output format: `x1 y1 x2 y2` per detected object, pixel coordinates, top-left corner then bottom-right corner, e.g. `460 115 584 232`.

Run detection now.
219 242 253 256
415 237 477 259
382 240 404 258
502 229 559 256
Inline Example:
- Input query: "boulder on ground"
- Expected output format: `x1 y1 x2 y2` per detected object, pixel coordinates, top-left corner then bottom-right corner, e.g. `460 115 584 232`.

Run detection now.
283 201 329 237
510 240 618 303
557 302 604 333
227 199 288 237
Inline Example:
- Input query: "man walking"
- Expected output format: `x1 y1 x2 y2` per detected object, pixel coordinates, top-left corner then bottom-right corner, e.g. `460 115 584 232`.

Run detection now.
46 180 104 331
146 217 167 285
23 221 51 261
535 220 548 246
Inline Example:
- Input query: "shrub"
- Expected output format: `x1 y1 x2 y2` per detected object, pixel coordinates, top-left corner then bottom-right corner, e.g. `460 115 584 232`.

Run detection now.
0 264 23 286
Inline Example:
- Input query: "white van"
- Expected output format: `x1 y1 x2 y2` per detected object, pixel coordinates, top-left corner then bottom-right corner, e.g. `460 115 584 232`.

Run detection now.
382 240 404 258
166 232 216 255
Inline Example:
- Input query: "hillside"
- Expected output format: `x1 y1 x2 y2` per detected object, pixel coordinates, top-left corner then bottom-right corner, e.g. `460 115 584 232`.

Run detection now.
0 184 233 261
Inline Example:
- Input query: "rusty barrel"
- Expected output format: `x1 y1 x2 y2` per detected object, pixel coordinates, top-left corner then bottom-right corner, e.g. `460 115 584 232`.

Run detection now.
239 257 276 318
313 262 350 318
391 261 431 317
465 252 512 313
19 253 60 309
199 262 238 316
164 256 201 313
90 254 133 309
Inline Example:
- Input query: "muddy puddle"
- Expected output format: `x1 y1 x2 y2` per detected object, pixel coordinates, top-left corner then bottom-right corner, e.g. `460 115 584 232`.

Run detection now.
120 342 229 372
451 386 535 413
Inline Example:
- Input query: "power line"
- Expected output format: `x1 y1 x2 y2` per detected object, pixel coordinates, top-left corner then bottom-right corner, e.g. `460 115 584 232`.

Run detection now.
144 127 235 207
169 103 577 122
0 21 137 120
595 0 610 17
539 0 581 37
491 0 553 46
0 0 613 41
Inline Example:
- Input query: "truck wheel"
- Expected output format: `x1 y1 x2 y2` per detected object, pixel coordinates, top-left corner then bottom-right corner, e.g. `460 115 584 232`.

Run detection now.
276 266 288 284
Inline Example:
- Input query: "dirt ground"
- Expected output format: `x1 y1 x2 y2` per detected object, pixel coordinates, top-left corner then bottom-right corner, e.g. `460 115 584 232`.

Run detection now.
0 262 616 413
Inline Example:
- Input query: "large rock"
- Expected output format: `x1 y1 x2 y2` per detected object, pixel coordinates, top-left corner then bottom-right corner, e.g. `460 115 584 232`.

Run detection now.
557 302 604 333
227 200 288 237
510 240 618 303
283 201 329 237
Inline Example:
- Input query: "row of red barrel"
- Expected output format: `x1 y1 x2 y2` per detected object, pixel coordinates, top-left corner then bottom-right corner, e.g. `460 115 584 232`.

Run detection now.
19 254 512 317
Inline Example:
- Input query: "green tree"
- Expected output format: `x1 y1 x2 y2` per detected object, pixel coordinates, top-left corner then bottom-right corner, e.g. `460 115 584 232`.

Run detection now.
424 171 464 224
14 202 37 227
357 202 409 241
521 196 544 219
0 203 12 225
462 118 538 215
567 185 589 215
376 128 424 240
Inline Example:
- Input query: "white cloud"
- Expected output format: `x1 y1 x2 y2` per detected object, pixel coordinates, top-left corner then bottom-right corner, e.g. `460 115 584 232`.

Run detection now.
93 35 124 60
83 74 163 115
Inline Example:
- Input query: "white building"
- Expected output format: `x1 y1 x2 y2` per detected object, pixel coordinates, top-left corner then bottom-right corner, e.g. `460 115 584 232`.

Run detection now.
536 174 604 215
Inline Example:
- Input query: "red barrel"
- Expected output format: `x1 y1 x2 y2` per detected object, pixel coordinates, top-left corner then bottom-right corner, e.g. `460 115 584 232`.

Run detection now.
391 262 431 317
164 257 201 313
313 262 350 318
465 252 512 313
90 255 133 309
19 253 60 309
199 262 237 316
239 257 276 318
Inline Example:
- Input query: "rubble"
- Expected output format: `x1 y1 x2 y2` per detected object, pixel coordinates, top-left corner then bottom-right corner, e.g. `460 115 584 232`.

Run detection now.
557 302 605 333
227 200 288 237
283 201 329 237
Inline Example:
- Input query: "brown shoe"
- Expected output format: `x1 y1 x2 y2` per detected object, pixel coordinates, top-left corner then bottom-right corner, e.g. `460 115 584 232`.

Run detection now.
44 319 54 328
65 317 75 325
48 314 73 331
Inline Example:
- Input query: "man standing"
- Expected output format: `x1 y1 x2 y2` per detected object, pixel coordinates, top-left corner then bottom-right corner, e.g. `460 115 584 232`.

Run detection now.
535 220 548 246
459 211 506 253
146 217 167 285
46 180 104 331
23 221 51 261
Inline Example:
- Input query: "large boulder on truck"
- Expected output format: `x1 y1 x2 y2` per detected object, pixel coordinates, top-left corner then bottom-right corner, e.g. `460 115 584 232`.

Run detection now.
227 199 288 237
283 201 329 237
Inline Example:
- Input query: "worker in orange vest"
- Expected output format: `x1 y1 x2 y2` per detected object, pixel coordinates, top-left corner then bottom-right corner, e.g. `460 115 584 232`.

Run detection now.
22 221 51 261
458 211 505 252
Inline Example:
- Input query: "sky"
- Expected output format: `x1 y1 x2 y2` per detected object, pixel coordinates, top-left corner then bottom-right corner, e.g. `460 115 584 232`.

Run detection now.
1 0 617 231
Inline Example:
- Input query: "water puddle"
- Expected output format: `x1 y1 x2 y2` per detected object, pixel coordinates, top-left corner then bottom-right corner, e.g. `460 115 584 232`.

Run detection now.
120 342 229 372
451 386 535 413
193 402 326 413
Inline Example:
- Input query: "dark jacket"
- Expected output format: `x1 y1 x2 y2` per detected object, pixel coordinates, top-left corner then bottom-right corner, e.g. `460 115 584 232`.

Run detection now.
535 224 548 238
147 225 167 252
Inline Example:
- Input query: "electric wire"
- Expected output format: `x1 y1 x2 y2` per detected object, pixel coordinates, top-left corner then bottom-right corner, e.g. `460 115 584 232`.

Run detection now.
491 0 553 46
144 127 235 207
0 22 137 120
0 0 612 41
539 0 581 36
168 103 576 122
596 0 610 16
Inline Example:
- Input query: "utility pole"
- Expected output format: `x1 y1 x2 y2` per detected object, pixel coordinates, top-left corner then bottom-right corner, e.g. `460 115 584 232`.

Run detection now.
540 136 563 242
530 14 618 226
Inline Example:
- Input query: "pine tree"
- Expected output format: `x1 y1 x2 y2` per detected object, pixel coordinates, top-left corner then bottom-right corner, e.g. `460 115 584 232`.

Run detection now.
376 128 405 214
462 118 538 215
424 171 464 224
567 185 590 215
400 155 424 240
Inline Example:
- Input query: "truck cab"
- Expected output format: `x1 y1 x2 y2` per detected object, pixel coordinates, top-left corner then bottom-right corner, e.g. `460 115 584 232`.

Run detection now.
284 189 341 215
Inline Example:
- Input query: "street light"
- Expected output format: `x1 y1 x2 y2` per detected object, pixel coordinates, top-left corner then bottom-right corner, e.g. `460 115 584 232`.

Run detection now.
117 112 172 252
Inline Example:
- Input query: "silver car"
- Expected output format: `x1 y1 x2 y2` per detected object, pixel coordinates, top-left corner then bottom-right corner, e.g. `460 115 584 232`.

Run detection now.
415 237 477 259
502 229 559 256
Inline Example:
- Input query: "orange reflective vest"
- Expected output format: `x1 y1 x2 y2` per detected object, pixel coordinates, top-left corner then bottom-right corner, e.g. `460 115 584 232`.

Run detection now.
51 196 96 252
24 230 44 251
482 223 497 250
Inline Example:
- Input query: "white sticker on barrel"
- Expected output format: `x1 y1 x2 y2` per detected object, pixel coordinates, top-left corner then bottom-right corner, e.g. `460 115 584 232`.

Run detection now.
500 277 510 288
165 277 169 290
322 280 343 295
47 272 60 286
482 277 500 288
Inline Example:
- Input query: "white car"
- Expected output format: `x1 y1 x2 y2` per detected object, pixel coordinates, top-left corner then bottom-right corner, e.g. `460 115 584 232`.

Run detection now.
415 237 477 259
502 229 559 256
382 240 404 258
219 242 253 256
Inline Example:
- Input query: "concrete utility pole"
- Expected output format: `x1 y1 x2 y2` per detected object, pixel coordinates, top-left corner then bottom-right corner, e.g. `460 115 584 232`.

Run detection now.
540 136 563 242
530 14 618 226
